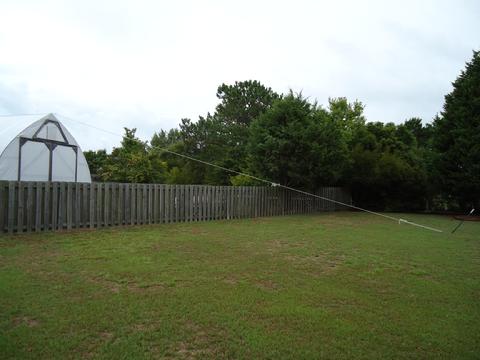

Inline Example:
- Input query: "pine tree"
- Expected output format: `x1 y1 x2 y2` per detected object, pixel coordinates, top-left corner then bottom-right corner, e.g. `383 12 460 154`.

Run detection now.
434 51 480 208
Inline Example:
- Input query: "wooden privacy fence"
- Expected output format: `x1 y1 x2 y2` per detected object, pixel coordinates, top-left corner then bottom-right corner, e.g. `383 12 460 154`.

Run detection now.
0 181 351 234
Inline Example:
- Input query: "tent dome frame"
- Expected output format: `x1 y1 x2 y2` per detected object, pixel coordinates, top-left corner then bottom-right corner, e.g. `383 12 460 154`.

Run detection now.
18 117 80 182
0 113 92 183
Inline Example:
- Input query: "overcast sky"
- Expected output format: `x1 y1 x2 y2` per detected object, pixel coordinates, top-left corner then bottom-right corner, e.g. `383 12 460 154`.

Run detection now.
0 0 479 151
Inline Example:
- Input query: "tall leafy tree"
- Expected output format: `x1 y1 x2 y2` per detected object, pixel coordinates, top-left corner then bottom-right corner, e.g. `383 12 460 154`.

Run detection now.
434 50 480 208
214 80 280 176
102 128 167 183
162 80 280 185
151 128 182 149
84 149 108 180
248 92 348 189
347 120 428 210
215 80 280 127
328 97 366 145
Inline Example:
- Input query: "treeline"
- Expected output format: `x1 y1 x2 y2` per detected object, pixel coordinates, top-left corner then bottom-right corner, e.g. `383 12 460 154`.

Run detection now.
85 51 480 212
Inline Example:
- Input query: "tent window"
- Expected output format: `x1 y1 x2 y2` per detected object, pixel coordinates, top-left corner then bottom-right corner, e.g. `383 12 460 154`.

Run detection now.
52 146 77 182
20 142 50 181
33 120 68 143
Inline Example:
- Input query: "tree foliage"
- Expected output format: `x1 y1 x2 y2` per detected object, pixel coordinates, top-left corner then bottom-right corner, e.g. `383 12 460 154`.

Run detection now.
84 54 479 212
248 92 348 189
83 149 108 180
434 50 480 208
101 128 167 183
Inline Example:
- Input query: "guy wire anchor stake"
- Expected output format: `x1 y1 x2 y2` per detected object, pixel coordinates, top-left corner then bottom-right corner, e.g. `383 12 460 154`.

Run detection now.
451 208 475 234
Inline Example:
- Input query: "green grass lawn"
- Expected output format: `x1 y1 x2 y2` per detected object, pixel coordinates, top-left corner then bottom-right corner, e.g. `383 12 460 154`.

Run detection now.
1 212 479 359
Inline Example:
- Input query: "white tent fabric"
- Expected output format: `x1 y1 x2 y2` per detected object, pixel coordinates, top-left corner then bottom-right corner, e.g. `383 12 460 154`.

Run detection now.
0 114 91 182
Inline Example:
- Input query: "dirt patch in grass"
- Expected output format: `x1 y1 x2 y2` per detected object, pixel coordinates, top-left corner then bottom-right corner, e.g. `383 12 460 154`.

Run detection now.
132 323 157 332
190 227 208 235
99 331 114 340
255 279 279 291
315 213 387 227
87 274 167 294
222 277 238 285
164 321 222 359
12 316 39 328
88 276 121 293
127 283 165 293
285 253 345 276
265 239 308 257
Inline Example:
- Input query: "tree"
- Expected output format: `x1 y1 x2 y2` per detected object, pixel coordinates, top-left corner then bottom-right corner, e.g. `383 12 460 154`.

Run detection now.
403 117 434 148
159 81 280 185
328 97 366 145
102 128 167 183
433 50 480 208
151 128 182 149
84 149 108 180
215 80 280 127
347 120 428 210
214 80 280 178
248 92 349 189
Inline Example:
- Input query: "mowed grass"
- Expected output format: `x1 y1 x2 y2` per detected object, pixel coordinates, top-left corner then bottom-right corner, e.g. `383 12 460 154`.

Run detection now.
0 212 479 359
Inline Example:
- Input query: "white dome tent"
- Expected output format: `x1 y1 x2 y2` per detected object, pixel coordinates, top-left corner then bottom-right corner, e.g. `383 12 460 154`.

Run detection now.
0 113 91 182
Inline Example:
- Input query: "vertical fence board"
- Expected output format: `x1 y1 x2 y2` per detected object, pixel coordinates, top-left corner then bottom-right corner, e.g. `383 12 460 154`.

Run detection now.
130 184 135 225
194 186 199 221
66 183 73 230
226 186 231 220
44 182 50 231
174 185 178 223
111 183 116 226
164 185 169 223
97 183 103 227
59 183 66 230
35 182 42 231
81 183 86 228
188 186 192 222
7 182 16 234
205 186 210 221
180 185 185 222
164 185 170 223
119 184 124 225
75 183 80 229
25 182 33 232
52 183 58 231
0 183 4 232
17 182 24 232
199 186 204 221
168 184 173 223
125 184 130 226
88 183 94 229
217 186 221 220
153 185 158 224
104 183 110 227
213 186 217 219
159 184 164 223
148 184 153 224
142 184 147 225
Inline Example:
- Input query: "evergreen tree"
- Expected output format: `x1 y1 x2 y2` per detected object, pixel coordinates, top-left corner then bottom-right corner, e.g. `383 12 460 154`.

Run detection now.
434 50 480 208
248 92 349 189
